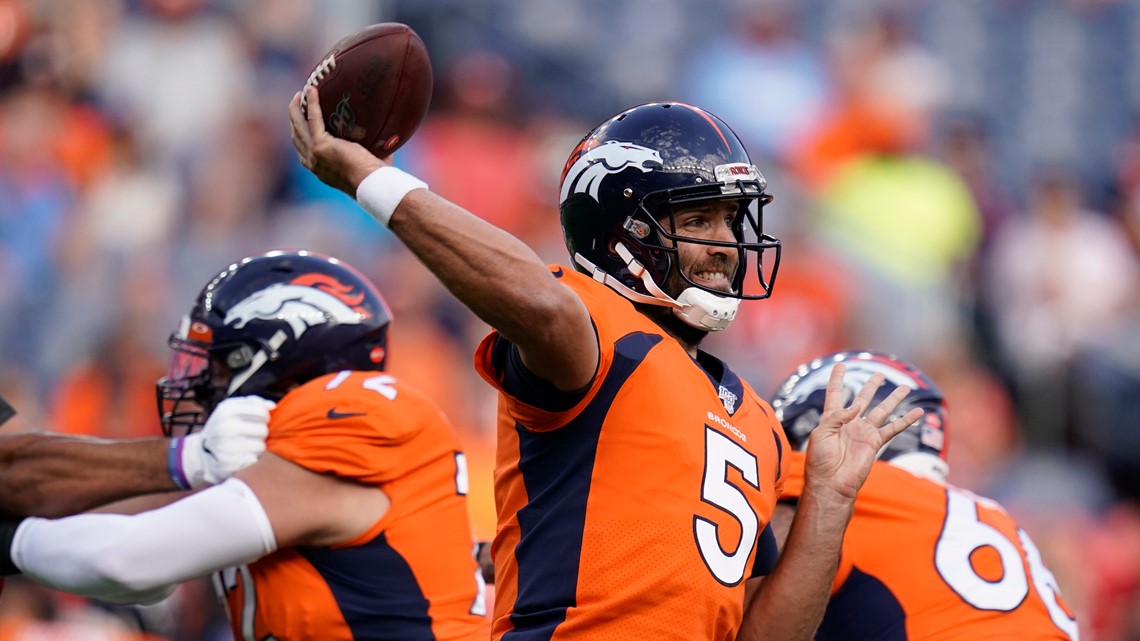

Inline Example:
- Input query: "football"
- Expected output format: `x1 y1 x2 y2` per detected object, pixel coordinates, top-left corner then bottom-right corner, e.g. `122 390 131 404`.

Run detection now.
301 22 433 157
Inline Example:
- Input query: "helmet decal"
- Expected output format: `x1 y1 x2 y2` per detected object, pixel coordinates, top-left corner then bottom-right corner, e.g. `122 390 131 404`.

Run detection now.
769 351 949 480
777 356 926 411
224 282 365 340
289 273 371 316
559 140 662 204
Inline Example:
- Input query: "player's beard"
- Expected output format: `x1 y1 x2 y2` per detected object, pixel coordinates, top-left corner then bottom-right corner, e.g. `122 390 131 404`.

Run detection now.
635 253 738 350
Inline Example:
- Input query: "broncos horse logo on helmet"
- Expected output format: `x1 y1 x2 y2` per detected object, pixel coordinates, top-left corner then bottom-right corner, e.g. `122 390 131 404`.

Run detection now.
558 102 782 332
560 141 663 203
157 250 392 435
224 283 368 339
770 351 950 482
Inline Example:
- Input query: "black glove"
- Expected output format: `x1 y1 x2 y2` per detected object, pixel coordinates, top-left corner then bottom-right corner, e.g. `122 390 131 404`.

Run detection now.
0 513 25 575
0 394 15 428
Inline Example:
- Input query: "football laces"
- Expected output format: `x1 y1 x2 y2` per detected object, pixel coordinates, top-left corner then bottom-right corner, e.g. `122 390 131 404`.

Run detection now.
300 54 337 114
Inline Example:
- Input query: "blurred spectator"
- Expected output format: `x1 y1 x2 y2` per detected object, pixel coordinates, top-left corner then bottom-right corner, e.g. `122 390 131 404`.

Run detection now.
940 117 1019 255
679 0 830 164
791 8 981 374
402 50 548 237
1072 302 1140 504
812 128 981 367
0 82 79 385
984 170 1140 450
48 322 166 439
937 116 1020 373
68 127 180 261
96 0 255 167
791 6 949 188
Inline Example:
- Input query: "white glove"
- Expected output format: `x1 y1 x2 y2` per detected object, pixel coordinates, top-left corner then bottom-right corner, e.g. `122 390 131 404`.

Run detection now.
169 396 275 490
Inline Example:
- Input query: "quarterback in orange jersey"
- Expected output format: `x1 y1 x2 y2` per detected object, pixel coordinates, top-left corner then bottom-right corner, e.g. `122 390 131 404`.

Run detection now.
0 251 489 641
769 351 1080 641
292 90 923 641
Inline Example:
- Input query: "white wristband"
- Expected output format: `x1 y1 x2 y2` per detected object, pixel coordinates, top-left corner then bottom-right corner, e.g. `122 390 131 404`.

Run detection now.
355 166 429 228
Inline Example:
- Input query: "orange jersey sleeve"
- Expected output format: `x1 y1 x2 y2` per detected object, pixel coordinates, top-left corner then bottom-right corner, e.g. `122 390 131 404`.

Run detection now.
267 371 445 484
474 267 789 641
216 371 490 641
782 454 1078 640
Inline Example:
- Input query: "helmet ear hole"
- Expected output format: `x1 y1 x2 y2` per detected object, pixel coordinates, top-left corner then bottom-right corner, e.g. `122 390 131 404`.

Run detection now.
225 345 254 369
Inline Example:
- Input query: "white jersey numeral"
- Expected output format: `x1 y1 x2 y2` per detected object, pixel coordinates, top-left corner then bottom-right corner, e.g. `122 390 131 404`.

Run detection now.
454 452 469 496
362 374 398 400
212 565 260 641
935 488 1078 639
469 542 487 616
694 427 760 586
325 371 398 401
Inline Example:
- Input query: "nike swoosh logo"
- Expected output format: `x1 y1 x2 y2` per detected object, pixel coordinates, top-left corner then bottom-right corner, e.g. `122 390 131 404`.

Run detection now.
327 408 367 419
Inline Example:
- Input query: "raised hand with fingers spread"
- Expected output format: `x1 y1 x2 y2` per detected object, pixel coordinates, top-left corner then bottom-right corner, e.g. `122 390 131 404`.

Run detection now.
804 363 925 503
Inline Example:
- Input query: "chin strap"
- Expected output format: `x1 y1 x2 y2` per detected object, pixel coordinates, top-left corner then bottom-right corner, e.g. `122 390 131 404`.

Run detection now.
573 245 739 331
673 287 738 331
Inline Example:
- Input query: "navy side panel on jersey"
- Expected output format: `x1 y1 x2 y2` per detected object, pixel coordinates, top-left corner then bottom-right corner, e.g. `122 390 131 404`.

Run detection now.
301 533 435 641
817 567 907 641
505 332 662 641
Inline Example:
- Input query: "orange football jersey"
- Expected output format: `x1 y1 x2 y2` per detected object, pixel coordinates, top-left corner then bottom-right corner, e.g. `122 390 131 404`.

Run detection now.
474 267 789 641
213 371 490 641
780 452 1079 640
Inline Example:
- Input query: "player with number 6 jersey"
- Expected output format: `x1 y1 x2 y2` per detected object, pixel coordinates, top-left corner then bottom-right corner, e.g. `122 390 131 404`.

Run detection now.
770 351 1079 641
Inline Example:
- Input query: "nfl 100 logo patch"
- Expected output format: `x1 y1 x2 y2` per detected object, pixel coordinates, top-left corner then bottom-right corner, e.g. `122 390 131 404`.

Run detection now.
717 385 738 414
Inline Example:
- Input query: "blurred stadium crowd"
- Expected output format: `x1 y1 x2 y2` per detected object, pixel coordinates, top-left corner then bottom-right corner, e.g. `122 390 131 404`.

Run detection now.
0 0 1139 639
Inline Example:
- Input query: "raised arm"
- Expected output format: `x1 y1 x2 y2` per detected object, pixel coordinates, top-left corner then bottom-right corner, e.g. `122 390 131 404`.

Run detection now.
288 88 597 391
738 365 923 641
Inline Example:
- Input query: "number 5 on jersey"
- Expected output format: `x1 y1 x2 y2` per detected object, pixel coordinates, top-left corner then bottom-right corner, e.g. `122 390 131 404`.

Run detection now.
695 427 761 586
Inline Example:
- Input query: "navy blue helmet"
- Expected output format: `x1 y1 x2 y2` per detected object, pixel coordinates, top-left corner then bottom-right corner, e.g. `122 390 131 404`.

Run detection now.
157 250 391 435
558 102 781 313
770 351 949 479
